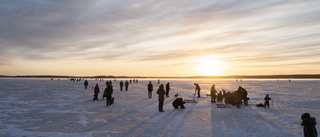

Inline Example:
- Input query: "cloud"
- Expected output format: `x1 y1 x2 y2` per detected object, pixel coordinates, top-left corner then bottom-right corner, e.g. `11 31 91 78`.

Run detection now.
0 0 320 75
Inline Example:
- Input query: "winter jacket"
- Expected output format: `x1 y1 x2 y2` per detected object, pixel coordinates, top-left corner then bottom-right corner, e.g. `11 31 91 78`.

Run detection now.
210 85 217 97
148 83 153 92
301 117 318 137
157 87 166 102
94 85 100 94
106 86 113 96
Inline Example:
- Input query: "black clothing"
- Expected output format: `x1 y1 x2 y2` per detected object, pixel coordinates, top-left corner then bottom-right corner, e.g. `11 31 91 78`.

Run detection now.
264 95 271 108
165 83 170 97
148 83 153 98
172 97 185 109
301 117 317 137
84 80 88 89
119 81 124 91
125 81 129 91
159 101 164 112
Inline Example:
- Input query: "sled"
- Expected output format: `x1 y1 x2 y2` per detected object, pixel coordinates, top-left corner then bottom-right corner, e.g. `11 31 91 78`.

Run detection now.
188 95 207 98
216 103 230 108
184 99 197 103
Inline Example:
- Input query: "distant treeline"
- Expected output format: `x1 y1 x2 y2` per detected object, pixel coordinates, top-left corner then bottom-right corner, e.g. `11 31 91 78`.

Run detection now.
1 74 320 79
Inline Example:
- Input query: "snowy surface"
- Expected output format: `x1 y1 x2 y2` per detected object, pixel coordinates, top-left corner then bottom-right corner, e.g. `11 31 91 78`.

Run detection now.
0 78 319 137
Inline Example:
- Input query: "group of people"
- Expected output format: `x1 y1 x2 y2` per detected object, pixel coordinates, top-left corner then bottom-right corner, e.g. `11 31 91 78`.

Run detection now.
148 81 170 98
119 80 130 91
84 80 317 136
210 85 249 108
91 82 114 106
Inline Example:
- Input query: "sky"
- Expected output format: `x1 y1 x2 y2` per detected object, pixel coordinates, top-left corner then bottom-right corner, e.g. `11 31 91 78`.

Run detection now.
1 0 320 76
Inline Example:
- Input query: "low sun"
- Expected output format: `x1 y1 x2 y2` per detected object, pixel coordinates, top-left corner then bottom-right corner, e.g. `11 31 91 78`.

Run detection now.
196 58 224 76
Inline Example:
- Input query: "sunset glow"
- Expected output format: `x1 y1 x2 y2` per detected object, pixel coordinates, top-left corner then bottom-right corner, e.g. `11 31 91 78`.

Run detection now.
196 57 225 76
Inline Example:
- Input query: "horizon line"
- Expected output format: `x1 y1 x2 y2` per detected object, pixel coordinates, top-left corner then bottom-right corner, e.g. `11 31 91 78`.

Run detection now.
1 74 320 79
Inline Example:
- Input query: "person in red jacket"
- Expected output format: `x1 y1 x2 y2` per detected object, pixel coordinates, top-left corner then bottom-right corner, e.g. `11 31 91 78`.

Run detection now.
93 84 100 100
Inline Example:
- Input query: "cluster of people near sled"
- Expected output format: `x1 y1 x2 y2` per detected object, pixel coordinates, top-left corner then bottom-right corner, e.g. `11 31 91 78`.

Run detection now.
210 85 249 108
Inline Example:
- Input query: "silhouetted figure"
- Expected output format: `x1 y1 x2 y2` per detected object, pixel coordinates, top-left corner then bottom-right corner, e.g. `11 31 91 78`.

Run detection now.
157 84 166 112
102 86 107 100
210 84 217 103
84 80 88 89
105 83 114 106
172 97 185 109
130 79 132 84
148 81 153 98
217 91 223 101
194 83 201 97
234 89 242 108
125 80 129 91
301 113 317 137
158 79 160 84
119 81 124 91
241 87 249 106
165 82 170 97
264 94 272 108
93 84 100 100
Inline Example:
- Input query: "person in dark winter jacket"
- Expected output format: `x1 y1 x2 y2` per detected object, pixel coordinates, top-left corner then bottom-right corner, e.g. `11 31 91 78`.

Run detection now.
210 84 217 103
165 82 170 97
93 84 100 100
105 83 114 106
301 113 318 137
125 80 129 91
84 80 88 89
217 91 223 102
172 97 185 109
119 80 124 91
264 94 272 108
157 84 166 112
147 81 153 98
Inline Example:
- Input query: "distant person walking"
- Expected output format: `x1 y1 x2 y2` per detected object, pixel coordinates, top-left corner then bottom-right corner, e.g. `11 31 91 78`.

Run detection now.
301 113 318 137
147 81 153 98
93 84 100 100
194 83 201 97
165 82 170 97
125 80 129 91
264 94 272 108
119 80 124 91
210 84 217 103
157 84 166 112
84 80 88 89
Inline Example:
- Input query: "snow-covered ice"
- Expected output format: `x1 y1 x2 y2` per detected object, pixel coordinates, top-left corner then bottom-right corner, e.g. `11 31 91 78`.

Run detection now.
0 78 319 137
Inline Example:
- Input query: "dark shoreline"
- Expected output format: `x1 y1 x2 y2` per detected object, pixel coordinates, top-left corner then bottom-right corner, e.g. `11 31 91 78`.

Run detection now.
1 74 320 79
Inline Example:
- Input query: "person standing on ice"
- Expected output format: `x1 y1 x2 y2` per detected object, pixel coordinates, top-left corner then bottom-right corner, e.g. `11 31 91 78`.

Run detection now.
194 83 201 97
301 113 318 137
93 84 100 100
165 82 170 97
210 84 217 103
157 84 166 112
147 81 153 98
264 94 272 108
84 80 88 89
106 82 113 106
125 80 129 91
119 80 124 91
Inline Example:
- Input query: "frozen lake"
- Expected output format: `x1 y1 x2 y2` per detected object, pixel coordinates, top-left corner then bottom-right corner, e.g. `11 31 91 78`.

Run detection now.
0 78 319 137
